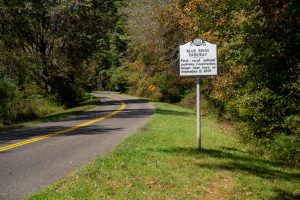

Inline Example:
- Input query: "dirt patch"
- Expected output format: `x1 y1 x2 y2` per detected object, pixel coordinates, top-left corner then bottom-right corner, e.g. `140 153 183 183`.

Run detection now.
204 171 234 200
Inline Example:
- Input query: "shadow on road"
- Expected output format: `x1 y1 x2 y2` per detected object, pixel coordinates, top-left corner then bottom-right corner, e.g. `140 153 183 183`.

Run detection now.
101 98 151 106
0 125 124 148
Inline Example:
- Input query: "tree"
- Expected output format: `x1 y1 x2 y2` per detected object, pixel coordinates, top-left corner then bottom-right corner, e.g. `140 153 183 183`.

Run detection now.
0 0 117 106
178 0 300 163
123 0 193 101
123 0 300 163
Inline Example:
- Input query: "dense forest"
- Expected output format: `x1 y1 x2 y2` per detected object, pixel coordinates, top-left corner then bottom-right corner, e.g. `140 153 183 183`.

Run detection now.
0 0 299 164
0 0 125 120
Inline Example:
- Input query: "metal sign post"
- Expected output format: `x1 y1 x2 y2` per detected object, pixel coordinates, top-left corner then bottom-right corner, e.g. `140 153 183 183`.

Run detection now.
196 77 201 149
179 38 218 149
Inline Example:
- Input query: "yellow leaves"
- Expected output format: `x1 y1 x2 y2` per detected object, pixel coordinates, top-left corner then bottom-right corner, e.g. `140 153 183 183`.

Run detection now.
177 0 206 31
212 91 225 100
211 66 242 101
219 17 226 24
184 0 205 13
230 66 244 75
232 10 248 27
178 15 196 30
157 2 180 20
127 60 146 72
201 31 220 44
124 60 147 86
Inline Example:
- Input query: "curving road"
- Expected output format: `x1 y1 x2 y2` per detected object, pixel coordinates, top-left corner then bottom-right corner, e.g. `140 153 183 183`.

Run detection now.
0 92 154 200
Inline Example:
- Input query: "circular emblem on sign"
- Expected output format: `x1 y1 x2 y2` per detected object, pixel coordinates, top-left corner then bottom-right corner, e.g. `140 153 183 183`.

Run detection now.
193 38 203 46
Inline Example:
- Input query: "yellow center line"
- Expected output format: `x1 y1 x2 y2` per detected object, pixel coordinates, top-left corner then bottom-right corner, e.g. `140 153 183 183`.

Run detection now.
0 94 126 153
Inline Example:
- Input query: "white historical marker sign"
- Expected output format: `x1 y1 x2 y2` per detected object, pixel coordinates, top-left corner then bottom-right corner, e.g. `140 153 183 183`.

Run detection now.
179 39 217 76
179 39 218 149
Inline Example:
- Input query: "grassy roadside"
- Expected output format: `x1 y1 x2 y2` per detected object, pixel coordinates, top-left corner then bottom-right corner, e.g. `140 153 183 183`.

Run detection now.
27 101 300 200
0 93 101 132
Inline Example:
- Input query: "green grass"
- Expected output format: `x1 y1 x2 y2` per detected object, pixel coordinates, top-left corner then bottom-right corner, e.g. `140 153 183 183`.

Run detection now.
27 102 300 200
0 93 101 131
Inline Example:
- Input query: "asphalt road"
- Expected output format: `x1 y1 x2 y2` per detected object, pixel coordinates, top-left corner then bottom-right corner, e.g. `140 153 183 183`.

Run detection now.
0 92 154 200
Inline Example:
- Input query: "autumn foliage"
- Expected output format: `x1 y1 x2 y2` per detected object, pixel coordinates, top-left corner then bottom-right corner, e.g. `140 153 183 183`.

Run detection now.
123 0 300 164
0 0 299 164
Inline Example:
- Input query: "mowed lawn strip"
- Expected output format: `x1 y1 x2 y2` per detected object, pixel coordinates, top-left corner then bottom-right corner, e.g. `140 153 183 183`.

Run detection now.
27 102 300 200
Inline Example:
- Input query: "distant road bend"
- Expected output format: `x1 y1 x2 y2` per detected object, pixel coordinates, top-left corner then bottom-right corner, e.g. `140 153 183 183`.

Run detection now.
0 92 154 200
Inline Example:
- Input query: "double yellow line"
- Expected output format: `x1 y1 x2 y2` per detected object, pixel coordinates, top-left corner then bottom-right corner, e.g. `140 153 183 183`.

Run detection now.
0 95 126 153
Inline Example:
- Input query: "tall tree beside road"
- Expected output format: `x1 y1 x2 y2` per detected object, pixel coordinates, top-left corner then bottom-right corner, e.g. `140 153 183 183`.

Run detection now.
123 0 194 102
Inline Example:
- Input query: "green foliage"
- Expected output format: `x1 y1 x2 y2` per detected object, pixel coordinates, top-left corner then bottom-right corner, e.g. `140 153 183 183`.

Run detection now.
178 90 197 109
51 76 86 108
228 88 297 139
173 0 300 164
79 93 101 106
269 134 300 165
152 73 183 103
110 67 128 92
121 0 300 164
284 115 300 134
0 0 125 123
0 0 119 99
0 78 17 117
87 0 128 92
1 97 63 125
1 93 62 125
0 83 63 125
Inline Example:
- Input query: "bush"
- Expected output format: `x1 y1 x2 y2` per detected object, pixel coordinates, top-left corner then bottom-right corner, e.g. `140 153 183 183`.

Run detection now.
110 67 128 92
179 90 196 109
52 76 85 108
0 78 17 122
0 81 63 125
3 99 37 124
152 73 183 103
33 98 63 117
229 87 300 165
269 134 300 165
2 98 63 125
228 88 299 139
251 134 300 166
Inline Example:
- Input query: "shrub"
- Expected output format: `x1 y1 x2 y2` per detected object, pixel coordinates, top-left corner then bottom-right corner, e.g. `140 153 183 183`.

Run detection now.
230 87 300 165
0 78 17 122
52 76 85 108
0 81 63 125
110 67 128 92
33 98 63 117
269 134 300 165
228 88 298 139
2 98 63 125
179 90 196 109
3 99 37 124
